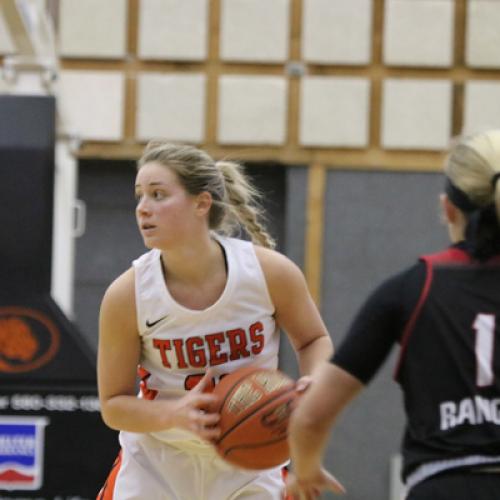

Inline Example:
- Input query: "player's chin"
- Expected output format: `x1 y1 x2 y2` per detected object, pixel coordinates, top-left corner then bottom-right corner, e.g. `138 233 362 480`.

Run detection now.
141 235 161 249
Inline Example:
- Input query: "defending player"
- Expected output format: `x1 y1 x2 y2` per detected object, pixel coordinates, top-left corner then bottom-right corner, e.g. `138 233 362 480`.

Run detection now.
96 142 333 499
286 130 500 499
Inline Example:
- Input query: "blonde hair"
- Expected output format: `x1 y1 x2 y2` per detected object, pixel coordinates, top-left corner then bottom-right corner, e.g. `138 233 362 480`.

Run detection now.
138 141 276 249
445 130 500 220
445 130 500 259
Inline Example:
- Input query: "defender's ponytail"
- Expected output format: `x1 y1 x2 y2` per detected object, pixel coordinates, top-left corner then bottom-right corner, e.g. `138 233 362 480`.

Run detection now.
445 130 500 260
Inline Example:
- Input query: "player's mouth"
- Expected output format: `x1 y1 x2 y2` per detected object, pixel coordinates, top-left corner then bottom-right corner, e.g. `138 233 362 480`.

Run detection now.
140 223 157 234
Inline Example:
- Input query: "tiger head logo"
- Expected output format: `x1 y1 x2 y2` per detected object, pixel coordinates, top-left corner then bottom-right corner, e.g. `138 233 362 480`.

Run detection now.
0 307 60 373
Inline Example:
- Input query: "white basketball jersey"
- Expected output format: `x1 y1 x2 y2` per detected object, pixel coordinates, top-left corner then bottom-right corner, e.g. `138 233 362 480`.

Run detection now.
132 234 280 447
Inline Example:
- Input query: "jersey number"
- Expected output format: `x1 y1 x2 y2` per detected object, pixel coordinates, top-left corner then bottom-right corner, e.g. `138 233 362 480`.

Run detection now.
473 313 496 387
184 372 228 391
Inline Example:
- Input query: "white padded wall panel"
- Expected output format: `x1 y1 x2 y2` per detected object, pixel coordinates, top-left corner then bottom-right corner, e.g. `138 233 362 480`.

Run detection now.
59 0 127 58
384 0 454 67
381 79 452 150
136 72 206 143
220 0 289 63
138 0 208 61
466 0 500 68
302 0 372 65
58 70 125 141
300 76 370 147
463 81 500 135
218 75 288 145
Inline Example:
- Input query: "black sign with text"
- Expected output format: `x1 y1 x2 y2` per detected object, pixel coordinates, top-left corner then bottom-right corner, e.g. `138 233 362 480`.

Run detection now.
0 91 119 499
0 387 119 499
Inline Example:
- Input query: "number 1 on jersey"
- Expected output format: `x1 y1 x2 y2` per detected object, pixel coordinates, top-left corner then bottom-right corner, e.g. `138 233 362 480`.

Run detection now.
473 313 496 387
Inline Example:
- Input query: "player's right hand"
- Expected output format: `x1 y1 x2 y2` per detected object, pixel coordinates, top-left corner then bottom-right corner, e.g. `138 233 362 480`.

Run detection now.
170 369 221 441
284 467 346 499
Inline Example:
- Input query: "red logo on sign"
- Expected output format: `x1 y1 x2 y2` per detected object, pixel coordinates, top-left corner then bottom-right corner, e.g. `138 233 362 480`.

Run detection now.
0 307 60 373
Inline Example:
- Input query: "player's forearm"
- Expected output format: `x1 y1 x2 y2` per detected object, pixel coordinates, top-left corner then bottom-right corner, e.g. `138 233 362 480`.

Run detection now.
288 408 331 478
100 395 174 433
296 334 334 375
289 363 364 478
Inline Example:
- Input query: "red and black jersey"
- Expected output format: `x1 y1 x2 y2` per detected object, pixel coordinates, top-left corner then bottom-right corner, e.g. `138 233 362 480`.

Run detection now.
331 243 500 483
396 247 500 480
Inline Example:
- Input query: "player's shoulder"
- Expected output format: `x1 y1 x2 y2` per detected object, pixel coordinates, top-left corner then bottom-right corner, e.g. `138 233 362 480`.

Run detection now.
101 267 136 311
254 245 298 269
254 245 304 285
371 261 425 297
100 268 138 337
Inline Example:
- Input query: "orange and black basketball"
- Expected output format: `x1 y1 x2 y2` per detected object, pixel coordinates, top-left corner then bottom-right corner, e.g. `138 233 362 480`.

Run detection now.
212 365 298 470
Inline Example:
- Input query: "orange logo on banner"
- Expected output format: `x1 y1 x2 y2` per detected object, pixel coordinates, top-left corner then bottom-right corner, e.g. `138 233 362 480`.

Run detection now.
0 307 60 373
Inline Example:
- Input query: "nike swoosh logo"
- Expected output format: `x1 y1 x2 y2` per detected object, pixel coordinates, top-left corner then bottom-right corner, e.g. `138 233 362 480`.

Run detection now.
145 315 168 328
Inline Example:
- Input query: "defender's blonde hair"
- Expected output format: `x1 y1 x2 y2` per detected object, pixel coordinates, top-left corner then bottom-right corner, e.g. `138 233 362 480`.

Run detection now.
138 141 276 249
445 130 500 220
445 130 500 259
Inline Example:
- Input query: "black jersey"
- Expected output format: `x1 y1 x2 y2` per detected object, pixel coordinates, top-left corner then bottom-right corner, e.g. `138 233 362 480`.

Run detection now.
331 244 500 487
396 247 500 482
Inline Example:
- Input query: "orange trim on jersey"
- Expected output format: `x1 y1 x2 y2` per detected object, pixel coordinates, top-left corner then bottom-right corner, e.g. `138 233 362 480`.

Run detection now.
96 451 122 500
282 466 293 500
138 365 159 400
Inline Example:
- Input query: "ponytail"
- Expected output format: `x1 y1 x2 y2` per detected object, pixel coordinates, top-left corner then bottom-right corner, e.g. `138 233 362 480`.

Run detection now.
216 161 276 249
138 141 275 249
445 130 500 260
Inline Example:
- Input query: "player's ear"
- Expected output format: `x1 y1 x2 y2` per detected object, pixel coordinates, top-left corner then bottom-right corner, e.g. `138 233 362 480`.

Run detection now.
440 193 460 224
195 191 213 216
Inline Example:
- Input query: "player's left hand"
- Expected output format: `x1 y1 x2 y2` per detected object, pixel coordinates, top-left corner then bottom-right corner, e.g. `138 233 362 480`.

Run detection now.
295 375 313 394
284 468 345 499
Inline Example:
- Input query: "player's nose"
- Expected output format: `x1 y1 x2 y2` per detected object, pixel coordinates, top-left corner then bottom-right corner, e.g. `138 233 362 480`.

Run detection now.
136 196 152 215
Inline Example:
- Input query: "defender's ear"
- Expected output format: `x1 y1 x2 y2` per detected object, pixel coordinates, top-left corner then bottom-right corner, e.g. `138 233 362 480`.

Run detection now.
440 193 460 224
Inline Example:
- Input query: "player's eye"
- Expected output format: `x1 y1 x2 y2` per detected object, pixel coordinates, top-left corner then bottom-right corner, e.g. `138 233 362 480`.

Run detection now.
153 190 166 200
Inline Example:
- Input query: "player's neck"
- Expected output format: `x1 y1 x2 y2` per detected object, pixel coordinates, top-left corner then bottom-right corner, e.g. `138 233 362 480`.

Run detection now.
448 222 465 244
160 235 225 286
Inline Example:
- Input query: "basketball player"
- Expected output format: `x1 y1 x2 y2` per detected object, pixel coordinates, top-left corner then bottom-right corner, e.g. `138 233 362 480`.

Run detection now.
96 142 333 499
286 130 500 500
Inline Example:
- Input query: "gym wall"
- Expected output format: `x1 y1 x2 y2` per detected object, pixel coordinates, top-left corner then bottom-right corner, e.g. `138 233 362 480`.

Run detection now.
2 1 500 499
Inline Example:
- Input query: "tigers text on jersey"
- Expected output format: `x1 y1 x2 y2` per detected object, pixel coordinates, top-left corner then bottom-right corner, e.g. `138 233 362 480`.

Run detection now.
132 234 280 447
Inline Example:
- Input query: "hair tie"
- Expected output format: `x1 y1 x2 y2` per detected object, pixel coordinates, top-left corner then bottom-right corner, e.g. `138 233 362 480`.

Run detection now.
492 172 500 189
445 178 478 213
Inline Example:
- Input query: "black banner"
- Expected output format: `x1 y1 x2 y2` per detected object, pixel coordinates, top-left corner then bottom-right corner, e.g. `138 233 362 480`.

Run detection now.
0 387 119 498
0 94 119 498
